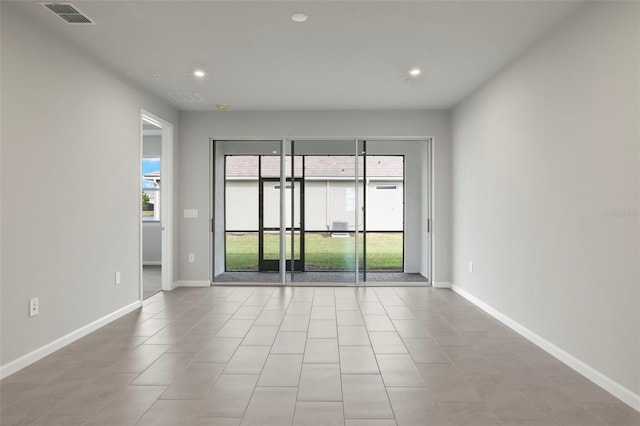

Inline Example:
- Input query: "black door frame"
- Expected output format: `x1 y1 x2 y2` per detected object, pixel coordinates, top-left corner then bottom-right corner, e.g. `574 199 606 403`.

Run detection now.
258 176 305 272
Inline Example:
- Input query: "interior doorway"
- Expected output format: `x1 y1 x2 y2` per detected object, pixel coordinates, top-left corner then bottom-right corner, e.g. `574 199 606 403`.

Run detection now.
140 112 173 299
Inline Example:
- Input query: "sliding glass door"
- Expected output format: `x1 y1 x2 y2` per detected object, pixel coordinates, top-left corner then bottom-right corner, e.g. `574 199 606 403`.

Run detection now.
220 138 420 284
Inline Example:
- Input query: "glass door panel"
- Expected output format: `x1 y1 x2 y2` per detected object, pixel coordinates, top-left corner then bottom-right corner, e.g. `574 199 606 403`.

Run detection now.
259 177 303 271
293 140 359 283
363 154 405 279
224 155 260 272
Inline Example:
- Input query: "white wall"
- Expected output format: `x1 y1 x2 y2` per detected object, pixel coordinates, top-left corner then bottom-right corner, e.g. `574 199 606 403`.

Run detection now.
225 180 259 231
143 135 162 157
0 4 178 369
452 1 639 401
365 181 404 231
178 110 451 282
142 223 162 265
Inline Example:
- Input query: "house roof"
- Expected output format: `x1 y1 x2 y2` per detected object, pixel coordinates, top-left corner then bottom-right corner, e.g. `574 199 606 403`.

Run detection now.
226 156 403 178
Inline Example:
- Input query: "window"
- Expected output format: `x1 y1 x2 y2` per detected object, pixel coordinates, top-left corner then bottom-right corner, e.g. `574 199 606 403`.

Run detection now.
142 157 160 221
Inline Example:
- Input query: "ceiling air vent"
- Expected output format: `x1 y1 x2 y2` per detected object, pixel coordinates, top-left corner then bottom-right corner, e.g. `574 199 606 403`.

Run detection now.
168 92 204 102
41 3 96 25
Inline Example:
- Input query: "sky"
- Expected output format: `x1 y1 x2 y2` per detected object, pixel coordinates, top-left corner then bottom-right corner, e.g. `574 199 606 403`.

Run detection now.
142 158 160 189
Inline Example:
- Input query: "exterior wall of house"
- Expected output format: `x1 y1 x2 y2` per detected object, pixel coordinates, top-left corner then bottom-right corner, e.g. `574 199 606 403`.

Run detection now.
364 181 404 231
225 179 404 232
225 180 259 231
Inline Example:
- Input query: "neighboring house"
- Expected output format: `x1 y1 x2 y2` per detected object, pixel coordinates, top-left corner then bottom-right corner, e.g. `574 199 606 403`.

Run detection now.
143 170 160 221
225 156 404 232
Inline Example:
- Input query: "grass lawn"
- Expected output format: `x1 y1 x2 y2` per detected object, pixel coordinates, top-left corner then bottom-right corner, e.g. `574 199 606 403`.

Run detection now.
225 232 402 271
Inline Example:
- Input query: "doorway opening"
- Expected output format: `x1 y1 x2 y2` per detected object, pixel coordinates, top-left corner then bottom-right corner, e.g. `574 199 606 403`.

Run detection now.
140 112 173 299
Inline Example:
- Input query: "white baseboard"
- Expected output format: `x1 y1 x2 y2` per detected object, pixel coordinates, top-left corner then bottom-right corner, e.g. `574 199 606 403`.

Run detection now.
433 281 452 289
174 280 211 288
143 261 161 266
451 284 640 413
0 300 142 380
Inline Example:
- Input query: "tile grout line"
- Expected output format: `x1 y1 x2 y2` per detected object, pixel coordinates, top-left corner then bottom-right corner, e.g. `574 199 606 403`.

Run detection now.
7 286 636 426
291 287 314 426
228 286 273 423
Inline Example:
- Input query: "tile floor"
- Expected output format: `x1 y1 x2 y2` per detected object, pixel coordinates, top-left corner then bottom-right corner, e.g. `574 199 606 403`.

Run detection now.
143 266 162 300
1 286 639 426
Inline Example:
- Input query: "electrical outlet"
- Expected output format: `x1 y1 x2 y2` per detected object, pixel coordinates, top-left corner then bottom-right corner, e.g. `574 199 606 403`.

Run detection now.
29 297 39 317
188 253 195 263
115 271 121 285
469 262 473 273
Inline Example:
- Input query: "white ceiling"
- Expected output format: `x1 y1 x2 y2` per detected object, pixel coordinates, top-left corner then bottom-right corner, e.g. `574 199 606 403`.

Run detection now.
11 1 584 111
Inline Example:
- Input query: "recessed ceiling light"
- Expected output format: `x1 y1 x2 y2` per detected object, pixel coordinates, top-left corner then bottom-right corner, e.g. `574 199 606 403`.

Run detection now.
291 12 308 22
409 68 422 77
216 104 228 111
193 69 206 78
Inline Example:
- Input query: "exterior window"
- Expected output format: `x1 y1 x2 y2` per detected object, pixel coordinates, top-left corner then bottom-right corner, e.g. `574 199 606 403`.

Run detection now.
142 157 160 221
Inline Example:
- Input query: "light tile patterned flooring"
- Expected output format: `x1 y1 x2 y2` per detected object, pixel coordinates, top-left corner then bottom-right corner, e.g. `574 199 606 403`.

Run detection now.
143 266 162 300
1 286 639 426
